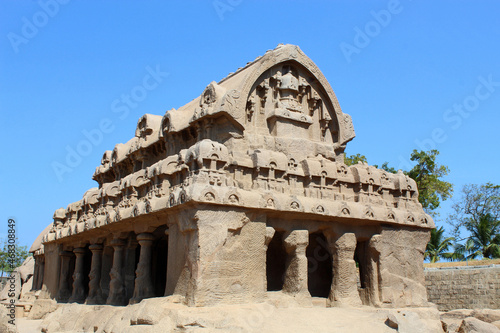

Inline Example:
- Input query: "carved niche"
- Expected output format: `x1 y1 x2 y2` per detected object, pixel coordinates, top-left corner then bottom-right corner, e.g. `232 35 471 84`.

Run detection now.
245 63 336 142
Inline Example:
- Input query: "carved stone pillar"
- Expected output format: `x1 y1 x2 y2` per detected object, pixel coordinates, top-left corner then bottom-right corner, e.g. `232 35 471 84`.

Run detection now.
283 230 310 298
56 251 73 302
99 245 113 301
69 247 86 303
130 233 155 304
106 239 127 306
86 244 104 304
32 255 41 291
124 238 138 301
38 256 45 290
329 233 362 307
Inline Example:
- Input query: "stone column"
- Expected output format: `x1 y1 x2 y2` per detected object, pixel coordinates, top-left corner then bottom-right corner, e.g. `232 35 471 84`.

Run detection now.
329 233 362 307
56 251 73 302
69 247 86 303
124 238 138 301
32 255 40 291
99 246 113 301
283 230 310 298
38 256 45 290
106 239 127 306
86 244 104 304
41 243 60 298
31 255 45 290
130 233 155 304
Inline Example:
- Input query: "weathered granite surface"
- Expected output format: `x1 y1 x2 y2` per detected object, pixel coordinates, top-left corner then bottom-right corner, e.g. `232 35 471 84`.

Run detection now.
30 44 434 309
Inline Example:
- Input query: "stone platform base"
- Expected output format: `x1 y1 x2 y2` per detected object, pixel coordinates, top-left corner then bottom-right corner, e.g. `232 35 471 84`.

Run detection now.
18 293 445 333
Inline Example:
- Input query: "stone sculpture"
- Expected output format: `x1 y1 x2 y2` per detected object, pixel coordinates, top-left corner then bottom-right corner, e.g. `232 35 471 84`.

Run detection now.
30 44 433 308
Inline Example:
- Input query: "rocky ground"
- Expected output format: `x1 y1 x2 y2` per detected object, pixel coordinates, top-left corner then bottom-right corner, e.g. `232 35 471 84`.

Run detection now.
1 292 443 333
440 308 500 332
2 293 500 332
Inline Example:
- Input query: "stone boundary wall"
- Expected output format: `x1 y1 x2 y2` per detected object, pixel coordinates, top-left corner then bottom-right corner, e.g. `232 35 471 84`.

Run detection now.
424 265 500 311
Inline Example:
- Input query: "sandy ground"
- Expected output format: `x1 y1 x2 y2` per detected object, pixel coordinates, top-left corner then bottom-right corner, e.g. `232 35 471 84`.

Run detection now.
16 295 444 333
15 317 43 333
13 307 417 333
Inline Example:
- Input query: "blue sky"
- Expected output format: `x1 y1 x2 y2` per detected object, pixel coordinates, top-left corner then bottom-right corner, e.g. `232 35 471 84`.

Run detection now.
1 0 499 248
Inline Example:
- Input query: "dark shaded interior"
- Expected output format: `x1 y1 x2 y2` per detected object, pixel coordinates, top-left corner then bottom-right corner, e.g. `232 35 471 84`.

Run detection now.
306 232 332 298
152 234 169 297
266 231 287 291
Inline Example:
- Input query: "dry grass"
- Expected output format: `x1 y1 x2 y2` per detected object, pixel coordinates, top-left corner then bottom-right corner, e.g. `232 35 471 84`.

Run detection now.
424 258 500 268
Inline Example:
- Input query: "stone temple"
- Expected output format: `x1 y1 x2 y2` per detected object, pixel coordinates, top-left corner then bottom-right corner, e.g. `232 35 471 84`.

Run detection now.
30 44 434 308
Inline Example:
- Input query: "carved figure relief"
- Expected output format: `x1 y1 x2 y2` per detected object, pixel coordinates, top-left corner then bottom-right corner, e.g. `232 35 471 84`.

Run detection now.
228 194 239 204
341 207 350 216
200 83 217 116
266 198 275 208
204 192 215 202
38 45 434 312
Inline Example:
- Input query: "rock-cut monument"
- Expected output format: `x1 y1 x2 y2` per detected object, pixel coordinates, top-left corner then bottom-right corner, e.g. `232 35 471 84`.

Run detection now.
30 44 434 308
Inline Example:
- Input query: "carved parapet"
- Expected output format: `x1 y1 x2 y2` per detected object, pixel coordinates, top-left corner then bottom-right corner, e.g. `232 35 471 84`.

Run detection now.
121 169 149 191
41 45 434 249
191 82 227 120
52 208 66 229
158 154 180 176
185 139 229 170
44 158 434 244
350 163 382 186
82 188 100 208
301 157 337 178
133 114 162 150
101 180 120 200
251 149 288 171
66 200 82 224
92 150 114 185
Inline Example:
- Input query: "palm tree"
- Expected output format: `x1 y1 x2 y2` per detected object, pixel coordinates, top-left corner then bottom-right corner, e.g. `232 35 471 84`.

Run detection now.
452 238 480 263
425 226 455 263
467 214 500 259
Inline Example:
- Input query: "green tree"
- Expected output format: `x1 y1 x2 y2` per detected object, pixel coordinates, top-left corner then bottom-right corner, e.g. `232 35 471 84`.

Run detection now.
406 150 453 214
425 226 455 263
0 239 29 277
466 214 500 259
344 153 367 166
452 238 479 262
379 162 397 174
448 183 500 237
